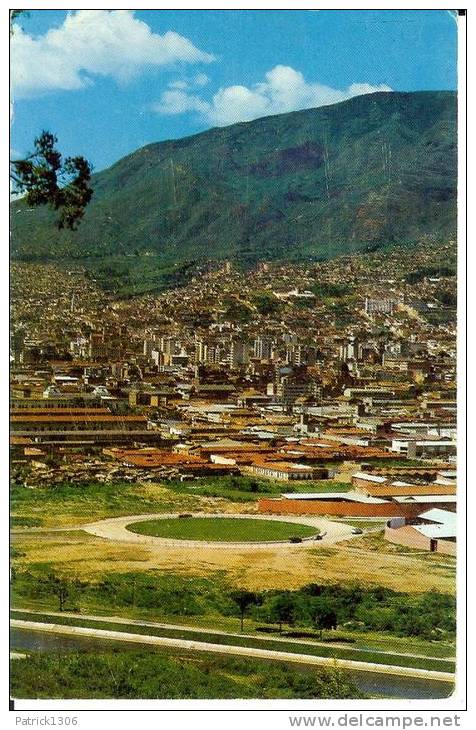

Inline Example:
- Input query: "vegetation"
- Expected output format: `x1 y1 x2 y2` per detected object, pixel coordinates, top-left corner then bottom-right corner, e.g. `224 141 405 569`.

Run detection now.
10 481 202 527
252 291 282 316
11 570 456 642
405 265 457 284
10 477 351 526
10 650 364 699
223 297 252 324
434 287 457 306
310 282 352 298
165 475 351 502
10 516 43 528
333 519 386 530
11 92 457 294
10 131 93 230
11 610 455 673
126 517 318 542
229 590 261 631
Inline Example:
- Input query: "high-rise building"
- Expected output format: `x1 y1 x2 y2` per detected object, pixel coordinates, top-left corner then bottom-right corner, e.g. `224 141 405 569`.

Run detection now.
254 336 273 360
365 297 396 315
230 340 250 368
195 339 208 364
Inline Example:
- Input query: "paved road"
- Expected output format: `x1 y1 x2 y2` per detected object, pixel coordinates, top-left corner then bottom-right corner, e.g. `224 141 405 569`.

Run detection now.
82 512 356 549
10 619 454 683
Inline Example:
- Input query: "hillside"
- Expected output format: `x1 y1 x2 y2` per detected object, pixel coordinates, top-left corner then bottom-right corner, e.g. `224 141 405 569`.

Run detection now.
10 91 457 294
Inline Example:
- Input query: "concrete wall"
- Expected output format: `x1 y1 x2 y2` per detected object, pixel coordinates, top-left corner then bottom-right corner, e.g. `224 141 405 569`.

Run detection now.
384 524 431 550
384 525 457 556
436 539 457 556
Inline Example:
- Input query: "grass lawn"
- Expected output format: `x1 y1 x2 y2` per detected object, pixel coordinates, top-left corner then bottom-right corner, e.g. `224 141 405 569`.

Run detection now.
126 517 318 542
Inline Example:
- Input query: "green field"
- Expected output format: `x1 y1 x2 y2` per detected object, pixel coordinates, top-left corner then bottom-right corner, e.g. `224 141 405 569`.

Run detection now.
126 517 317 542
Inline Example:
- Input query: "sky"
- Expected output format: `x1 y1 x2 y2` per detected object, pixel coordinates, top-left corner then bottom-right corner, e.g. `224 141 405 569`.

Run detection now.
10 9 458 172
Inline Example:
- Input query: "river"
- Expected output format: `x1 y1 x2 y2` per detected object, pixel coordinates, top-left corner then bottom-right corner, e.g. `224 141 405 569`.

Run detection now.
10 627 454 701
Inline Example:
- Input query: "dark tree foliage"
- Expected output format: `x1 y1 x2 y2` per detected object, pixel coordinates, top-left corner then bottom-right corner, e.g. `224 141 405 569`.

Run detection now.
267 591 297 633
43 574 81 612
308 597 338 638
10 131 93 230
229 589 260 632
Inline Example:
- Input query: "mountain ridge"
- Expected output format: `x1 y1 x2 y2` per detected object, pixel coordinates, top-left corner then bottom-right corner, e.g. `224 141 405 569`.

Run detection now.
11 91 457 294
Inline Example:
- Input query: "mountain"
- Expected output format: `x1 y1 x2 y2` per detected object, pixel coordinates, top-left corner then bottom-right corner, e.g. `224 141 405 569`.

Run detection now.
11 91 457 294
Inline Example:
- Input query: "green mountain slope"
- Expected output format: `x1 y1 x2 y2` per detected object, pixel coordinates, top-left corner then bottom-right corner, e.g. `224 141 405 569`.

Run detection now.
11 91 456 293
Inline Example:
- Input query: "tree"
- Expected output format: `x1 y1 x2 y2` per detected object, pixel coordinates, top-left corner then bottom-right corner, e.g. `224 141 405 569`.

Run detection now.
11 131 93 230
267 592 296 634
308 597 338 639
229 590 259 632
10 12 93 229
314 663 363 699
45 574 72 612
44 574 83 612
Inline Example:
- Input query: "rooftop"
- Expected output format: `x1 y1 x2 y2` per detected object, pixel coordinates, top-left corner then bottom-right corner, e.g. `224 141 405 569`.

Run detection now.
280 491 387 503
352 472 387 484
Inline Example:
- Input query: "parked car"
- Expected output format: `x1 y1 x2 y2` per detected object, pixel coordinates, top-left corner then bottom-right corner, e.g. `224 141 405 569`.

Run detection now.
351 527 363 535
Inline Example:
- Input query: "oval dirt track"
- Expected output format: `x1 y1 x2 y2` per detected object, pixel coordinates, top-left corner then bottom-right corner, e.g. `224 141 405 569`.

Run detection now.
82 512 356 549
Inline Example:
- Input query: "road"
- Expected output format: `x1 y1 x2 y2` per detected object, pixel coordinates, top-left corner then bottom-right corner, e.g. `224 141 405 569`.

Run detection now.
10 618 454 683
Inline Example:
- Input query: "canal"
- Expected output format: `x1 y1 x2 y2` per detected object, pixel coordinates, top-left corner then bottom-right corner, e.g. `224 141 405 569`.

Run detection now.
10 627 454 701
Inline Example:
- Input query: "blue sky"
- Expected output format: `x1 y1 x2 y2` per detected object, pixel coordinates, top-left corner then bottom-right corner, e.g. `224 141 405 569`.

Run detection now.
10 9 458 172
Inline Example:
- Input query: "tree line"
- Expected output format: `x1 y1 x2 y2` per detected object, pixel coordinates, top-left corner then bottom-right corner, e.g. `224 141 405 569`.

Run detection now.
12 569 456 641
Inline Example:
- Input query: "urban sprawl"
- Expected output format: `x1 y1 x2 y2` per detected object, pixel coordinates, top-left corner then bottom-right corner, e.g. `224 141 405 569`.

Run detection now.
11 241 457 556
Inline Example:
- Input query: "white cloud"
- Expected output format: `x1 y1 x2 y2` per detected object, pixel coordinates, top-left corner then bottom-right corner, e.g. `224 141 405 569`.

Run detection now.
167 73 210 91
152 89 209 116
154 64 392 126
11 10 214 98
194 73 210 88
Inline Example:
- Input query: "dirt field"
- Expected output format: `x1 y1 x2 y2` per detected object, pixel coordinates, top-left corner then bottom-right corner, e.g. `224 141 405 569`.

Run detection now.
11 525 455 594
11 479 455 595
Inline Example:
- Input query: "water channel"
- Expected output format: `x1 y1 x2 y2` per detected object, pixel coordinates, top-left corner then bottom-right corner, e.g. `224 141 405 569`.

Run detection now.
10 627 454 701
